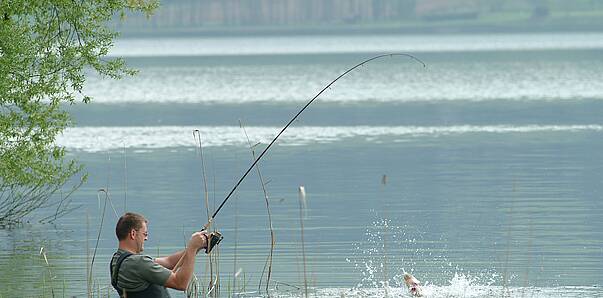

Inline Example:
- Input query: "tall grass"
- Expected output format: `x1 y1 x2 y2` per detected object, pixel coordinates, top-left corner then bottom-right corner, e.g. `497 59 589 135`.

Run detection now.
231 191 240 297
86 211 91 297
192 129 223 298
298 185 309 298
382 217 389 298
502 180 517 296
123 144 128 211
39 247 56 297
381 177 389 297
239 120 276 295
193 130 211 223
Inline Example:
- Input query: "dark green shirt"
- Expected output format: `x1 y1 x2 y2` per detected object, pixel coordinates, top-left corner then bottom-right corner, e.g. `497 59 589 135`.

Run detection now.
110 249 172 293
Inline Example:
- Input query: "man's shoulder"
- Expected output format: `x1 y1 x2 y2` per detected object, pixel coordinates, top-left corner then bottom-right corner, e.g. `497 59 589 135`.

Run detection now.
122 252 155 267
113 250 154 269
118 251 172 287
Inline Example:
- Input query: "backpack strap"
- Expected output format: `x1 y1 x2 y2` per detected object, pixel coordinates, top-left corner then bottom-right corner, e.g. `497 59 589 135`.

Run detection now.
110 251 133 294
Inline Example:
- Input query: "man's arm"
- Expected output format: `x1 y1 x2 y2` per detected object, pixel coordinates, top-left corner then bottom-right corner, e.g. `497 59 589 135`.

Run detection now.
163 231 207 291
155 250 185 270
163 246 196 290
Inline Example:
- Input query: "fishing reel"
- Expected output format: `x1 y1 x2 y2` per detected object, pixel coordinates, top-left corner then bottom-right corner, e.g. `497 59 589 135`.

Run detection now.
204 231 223 254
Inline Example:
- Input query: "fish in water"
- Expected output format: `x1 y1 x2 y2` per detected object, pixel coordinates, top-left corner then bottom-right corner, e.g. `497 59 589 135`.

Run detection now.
403 273 423 297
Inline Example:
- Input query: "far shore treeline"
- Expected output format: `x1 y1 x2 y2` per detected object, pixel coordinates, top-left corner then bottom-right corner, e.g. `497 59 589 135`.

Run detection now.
113 0 603 35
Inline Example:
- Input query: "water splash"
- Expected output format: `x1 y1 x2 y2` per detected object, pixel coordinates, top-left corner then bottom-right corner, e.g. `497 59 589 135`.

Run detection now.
340 217 567 298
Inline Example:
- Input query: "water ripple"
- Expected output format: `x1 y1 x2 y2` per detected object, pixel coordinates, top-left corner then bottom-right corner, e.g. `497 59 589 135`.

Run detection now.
56 124 603 152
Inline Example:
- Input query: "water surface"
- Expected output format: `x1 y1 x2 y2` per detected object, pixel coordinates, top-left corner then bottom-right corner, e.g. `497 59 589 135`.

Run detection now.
2 32 603 297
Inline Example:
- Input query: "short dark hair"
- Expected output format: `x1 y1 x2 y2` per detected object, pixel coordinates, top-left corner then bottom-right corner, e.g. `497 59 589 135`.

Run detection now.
115 212 147 240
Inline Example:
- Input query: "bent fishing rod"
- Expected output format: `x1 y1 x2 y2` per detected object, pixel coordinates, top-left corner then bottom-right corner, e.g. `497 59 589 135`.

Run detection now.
196 53 426 254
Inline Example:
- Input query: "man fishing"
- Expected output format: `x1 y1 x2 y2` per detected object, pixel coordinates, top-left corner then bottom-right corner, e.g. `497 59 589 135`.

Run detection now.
106 54 421 298
110 212 209 297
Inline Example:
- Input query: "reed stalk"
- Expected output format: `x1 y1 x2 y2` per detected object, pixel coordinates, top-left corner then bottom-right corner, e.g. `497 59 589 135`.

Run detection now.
193 130 211 223
233 193 239 297
502 215 512 296
193 130 221 297
522 218 533 296
207 232 221 298
383 217 389 298
298 186 308 298
86 210 91 297
123 143 128 211
381 174 389 297
105 153 111 202
89 189 113 294
239 120 276 295
502 180 517 296
210 169 221 298
39 247 55 297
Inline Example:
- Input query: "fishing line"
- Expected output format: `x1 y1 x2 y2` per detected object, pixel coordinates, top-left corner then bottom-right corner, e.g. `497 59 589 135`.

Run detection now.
207 53 425 225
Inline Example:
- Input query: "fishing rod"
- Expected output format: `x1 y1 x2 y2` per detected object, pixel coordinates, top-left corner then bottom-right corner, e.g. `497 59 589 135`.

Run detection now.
193 53 426 255
211 53 424 221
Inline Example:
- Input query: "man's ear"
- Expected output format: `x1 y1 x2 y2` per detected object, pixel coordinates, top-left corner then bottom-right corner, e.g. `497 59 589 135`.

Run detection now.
129 229 136 240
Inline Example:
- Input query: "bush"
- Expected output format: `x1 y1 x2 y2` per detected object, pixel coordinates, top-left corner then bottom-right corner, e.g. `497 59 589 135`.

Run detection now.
0 0 157 225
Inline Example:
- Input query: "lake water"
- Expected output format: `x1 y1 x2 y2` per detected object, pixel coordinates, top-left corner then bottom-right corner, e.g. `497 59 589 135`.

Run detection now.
1 33 603 297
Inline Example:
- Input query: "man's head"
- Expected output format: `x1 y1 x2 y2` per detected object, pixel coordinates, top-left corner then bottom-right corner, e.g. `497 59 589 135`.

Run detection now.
116 212 148 253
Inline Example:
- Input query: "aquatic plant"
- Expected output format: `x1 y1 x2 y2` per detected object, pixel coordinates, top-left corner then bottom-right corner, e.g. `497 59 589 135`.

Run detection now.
299 185 309 298
39 247 56 297
240 120 276 295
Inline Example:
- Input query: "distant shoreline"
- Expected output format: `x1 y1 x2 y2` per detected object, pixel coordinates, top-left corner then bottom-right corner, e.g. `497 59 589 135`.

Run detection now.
116 17 603 38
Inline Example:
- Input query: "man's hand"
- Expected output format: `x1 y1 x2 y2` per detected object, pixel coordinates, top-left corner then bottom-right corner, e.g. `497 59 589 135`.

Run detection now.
187 231 208 253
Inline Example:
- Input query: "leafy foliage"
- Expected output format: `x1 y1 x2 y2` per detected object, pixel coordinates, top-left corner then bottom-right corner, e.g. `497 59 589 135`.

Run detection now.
0 0 157 225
